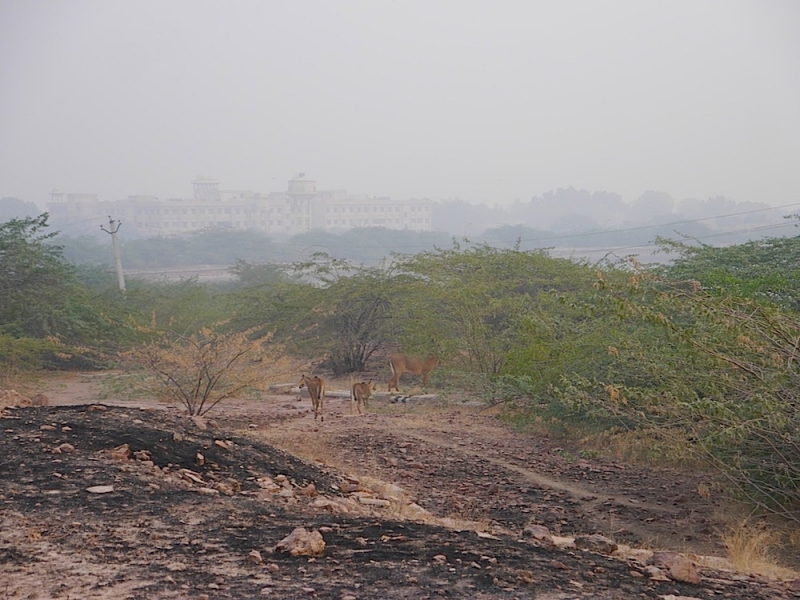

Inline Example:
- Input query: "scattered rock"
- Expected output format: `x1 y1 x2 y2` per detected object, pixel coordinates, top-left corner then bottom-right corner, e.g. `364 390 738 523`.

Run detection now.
275 528 325 557
551 536 576 549
574 534 618 555
56 442 76 453
296 482 318 497
358 497 390 507
612 543 653 565
110 444 130 461
643 565 670 581
247 550 263 565
522 523 553 543
651 550 682 569
215 481 237 496
179 469 205 484
696 555 735 571
518 570 535 584
86 485 114 494
311 497 352 514
669 556 701 585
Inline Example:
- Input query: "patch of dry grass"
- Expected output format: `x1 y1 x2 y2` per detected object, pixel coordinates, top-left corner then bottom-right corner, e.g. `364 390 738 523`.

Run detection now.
722 520 798 580
581 427 704 469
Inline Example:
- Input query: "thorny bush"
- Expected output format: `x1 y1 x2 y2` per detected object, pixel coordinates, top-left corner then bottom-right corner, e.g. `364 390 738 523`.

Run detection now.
126 325 285 416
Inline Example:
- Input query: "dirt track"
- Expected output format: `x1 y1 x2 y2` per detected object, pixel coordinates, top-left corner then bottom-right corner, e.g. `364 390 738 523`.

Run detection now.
1 372 798 599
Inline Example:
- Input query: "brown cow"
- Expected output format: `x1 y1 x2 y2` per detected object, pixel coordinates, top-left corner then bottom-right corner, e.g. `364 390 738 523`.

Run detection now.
350 380 376 415
387 354 439 392
298 374 326 421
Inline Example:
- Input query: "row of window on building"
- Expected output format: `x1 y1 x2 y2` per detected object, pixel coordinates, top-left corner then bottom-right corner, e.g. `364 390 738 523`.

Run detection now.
326 205 429 214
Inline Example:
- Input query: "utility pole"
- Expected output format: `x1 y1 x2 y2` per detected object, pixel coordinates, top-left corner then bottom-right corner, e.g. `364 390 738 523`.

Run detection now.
101 216 126 293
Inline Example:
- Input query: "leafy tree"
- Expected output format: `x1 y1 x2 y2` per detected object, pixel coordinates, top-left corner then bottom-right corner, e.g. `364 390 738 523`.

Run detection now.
660 235 800 310
54 234 113 267
318 269 393 374
228 253 397 375
0 334 61 382
0 214 77 338
228 260 288 288
0 214 140 370
392 244 598 375
121 278 229 334
275 254 394 374
587 264 800 523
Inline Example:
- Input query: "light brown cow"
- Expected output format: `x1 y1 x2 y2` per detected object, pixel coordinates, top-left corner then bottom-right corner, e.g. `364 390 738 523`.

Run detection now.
387 354 439 392
298 374 326 421
350 380 376 415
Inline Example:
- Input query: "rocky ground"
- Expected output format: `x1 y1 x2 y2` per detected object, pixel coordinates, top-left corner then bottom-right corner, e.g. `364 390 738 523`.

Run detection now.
1 372 798 599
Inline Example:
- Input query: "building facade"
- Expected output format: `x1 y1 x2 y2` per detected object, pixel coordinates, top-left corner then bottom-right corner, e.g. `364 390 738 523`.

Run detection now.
46 175 433 237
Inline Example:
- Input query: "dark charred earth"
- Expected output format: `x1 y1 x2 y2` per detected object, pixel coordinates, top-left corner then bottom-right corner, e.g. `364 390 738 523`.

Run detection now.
1 399 797 599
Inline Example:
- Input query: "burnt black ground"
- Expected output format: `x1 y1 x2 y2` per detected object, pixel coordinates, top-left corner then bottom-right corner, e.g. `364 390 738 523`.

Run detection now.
1 404 796 599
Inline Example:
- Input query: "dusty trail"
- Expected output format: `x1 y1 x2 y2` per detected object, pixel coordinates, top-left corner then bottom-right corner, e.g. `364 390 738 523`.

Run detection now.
255 397 722 556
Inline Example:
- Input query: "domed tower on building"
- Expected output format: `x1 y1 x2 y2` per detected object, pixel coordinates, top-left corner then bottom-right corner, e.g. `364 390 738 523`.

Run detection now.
193 176 220 201
288 173 320 232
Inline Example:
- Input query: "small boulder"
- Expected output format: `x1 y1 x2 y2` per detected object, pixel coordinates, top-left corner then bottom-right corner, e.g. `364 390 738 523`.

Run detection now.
669 556 701 585
522 524 553 543
574 534 618 555
651 550 682 569
110 444 130 460
275 528 325 557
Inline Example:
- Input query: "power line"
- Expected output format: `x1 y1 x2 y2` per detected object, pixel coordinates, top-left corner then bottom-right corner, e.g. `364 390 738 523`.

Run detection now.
541 219 800 262
508 201 800 246
48 214 109 231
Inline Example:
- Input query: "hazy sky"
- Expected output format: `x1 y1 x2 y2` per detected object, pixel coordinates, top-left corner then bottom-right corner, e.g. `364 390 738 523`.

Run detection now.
1 1 798 209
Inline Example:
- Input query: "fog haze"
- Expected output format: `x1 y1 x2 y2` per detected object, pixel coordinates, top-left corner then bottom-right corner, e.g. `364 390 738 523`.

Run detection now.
1 0 798 209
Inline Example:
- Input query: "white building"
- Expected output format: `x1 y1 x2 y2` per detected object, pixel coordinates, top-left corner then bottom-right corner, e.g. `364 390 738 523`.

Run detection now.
46 175 433 237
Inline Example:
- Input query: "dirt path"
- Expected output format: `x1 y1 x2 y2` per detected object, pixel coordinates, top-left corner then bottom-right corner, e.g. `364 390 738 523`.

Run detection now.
253 399 723 557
